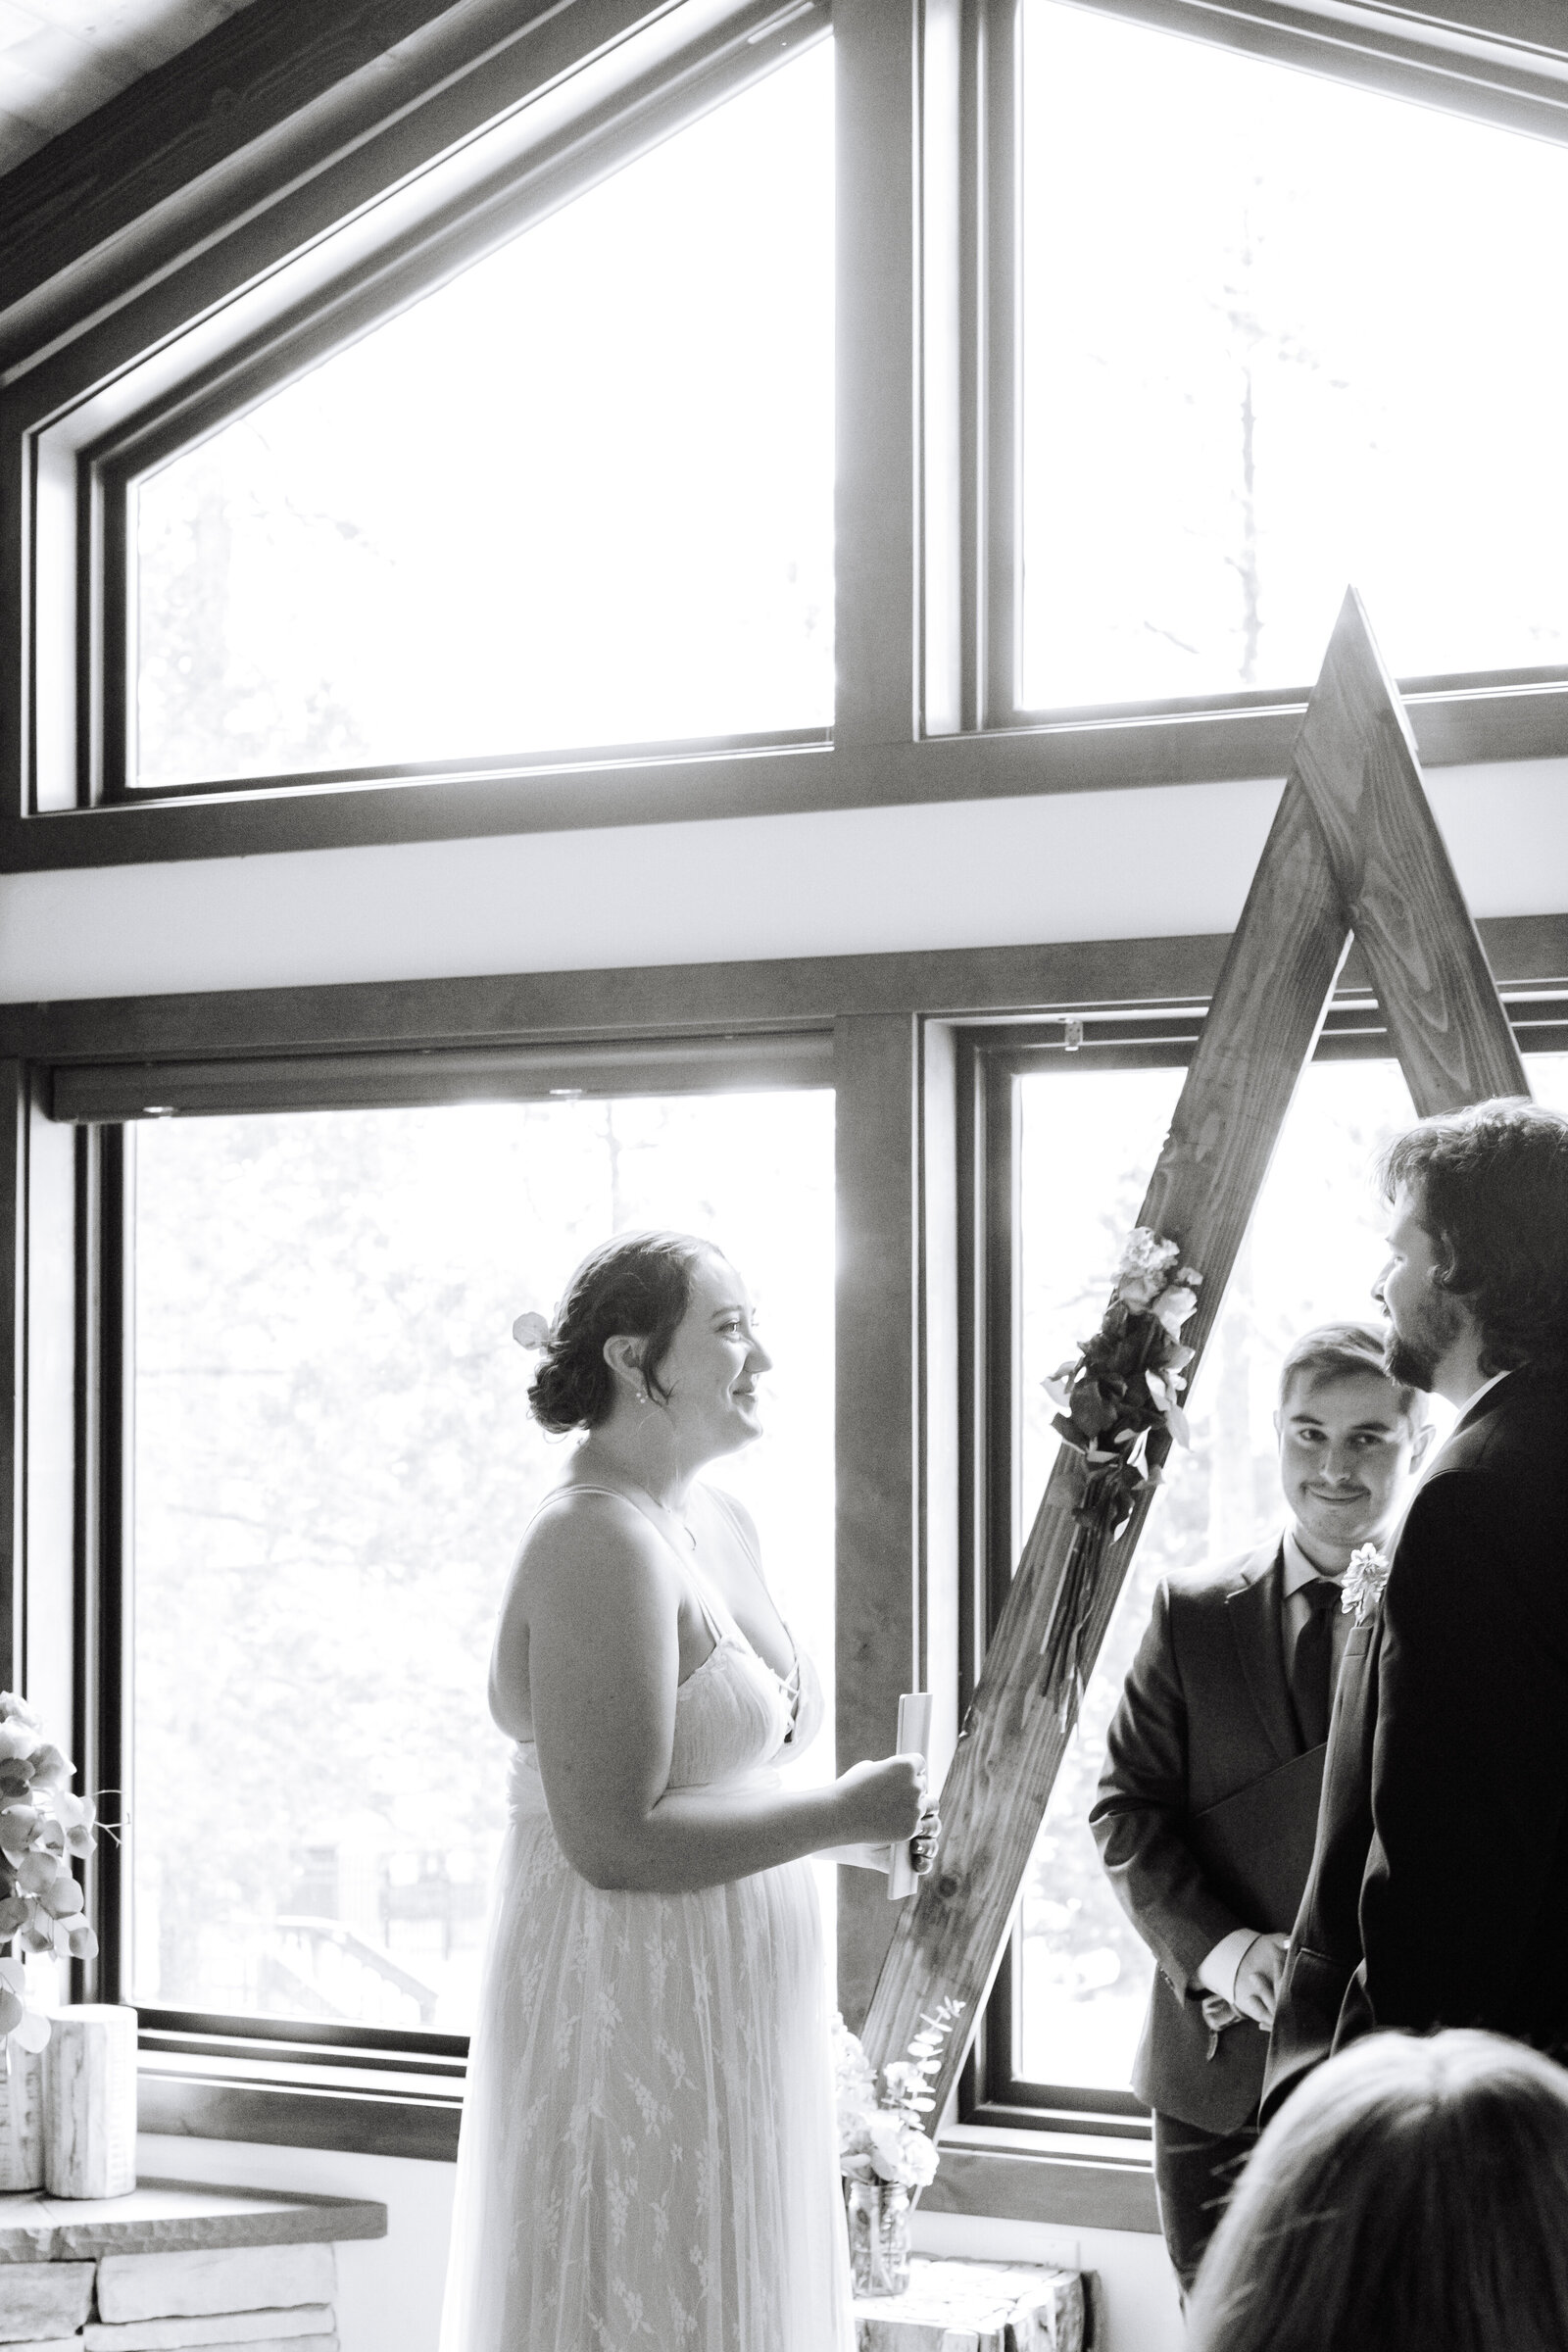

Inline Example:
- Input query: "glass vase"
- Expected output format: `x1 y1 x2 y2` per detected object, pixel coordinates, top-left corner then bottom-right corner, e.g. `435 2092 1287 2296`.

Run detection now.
846 2178 911 2296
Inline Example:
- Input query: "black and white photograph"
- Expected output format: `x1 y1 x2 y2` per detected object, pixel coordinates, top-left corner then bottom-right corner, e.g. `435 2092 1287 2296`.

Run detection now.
1 2 1566 2346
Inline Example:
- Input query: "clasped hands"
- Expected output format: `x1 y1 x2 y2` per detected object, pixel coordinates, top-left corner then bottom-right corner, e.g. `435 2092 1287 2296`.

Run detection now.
1203 1929 1290 2034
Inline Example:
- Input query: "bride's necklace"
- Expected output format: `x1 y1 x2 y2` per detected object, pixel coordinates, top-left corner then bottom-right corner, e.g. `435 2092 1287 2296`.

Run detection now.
621 1474 697 1550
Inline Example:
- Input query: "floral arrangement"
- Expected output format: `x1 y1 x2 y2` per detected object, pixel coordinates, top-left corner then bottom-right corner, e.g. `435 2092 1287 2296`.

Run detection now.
832 1997 964 2191
0 1693 98 2056
1039 1228 1203 1725
1342 1543 1392 1625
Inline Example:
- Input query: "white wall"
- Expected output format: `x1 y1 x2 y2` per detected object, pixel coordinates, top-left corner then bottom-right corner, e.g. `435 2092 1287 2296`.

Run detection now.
136 2131 1185 2352
93 765 1568 2350
7 759 1565 1002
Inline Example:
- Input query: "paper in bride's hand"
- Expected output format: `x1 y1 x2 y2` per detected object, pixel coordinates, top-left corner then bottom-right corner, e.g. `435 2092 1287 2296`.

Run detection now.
887 1692 933 1900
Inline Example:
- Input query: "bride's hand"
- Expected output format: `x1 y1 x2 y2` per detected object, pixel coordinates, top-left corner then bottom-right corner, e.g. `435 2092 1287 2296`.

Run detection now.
818 1800 942 1876
833 1754 926 1846
910 1804 942 1876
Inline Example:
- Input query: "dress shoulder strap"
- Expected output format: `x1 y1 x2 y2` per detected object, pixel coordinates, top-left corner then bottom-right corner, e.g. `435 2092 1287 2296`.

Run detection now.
526 1481 641 1527
529 1482 728 1643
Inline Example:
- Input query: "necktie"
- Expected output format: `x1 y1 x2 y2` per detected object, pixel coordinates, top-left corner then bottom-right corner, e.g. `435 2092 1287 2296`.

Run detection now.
1291 1577 1340 1748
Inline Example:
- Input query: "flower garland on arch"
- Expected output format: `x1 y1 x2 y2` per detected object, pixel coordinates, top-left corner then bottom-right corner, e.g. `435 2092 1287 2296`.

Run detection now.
1038 1229 1202 1728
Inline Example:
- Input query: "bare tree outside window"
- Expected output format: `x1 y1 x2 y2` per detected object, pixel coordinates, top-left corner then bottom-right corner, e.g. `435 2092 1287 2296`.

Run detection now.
130 1092 835 2034
133 40 834 790
1020 1 1568 710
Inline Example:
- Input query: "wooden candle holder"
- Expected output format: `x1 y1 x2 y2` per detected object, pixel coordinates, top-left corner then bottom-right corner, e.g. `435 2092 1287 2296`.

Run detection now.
44 2004 138 2199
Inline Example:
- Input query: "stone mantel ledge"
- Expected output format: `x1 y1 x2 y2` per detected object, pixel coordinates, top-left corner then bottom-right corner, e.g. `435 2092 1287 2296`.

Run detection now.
0 2181 387 2265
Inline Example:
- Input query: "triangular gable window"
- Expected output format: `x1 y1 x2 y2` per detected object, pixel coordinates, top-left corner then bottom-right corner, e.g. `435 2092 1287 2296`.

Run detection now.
133 41 833 791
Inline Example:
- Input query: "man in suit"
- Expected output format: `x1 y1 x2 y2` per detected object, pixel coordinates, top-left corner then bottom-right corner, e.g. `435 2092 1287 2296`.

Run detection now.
1265 1100 1568 2122
1090 1323 1432 2290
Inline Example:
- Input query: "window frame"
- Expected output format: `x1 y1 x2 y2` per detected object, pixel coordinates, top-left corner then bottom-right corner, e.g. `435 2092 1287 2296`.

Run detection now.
5 0 838 849
0 926 1251 2173
3 2 1568 868
960 982 1568 2132
5 915 1567 2202
2 0 1567 2221
74 1030 841 2060
967 0 1568 741
90 6 838 808
2 937 961 2162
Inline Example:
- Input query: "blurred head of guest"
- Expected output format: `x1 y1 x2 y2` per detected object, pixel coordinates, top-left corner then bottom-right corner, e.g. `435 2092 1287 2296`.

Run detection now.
1186 2031 1568 2352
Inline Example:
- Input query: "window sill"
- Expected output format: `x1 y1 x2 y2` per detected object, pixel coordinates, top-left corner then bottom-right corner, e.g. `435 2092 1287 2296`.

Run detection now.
9 671 1566 869
136 2055 1160 2232
923 2124 1160 2236
137 2046 463 2164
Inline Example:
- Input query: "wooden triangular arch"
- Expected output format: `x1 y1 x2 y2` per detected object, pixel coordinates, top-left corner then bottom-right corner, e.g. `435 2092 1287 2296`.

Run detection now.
862 587 1531 2117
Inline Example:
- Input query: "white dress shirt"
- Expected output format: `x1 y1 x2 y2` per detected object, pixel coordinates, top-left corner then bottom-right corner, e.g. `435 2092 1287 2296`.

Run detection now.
1196 1527 1353 2007
1442 1369 1510 1448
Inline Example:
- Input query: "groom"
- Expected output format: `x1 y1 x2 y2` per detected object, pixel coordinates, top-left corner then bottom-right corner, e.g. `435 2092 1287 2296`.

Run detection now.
1264 1099 1568 2120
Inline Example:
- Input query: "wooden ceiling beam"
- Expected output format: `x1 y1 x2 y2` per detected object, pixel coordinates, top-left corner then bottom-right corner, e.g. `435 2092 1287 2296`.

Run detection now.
0 0 614 346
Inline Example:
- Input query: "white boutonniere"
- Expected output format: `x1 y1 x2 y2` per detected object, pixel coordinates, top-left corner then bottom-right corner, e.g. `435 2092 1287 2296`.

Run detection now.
1342 1544 1392 1626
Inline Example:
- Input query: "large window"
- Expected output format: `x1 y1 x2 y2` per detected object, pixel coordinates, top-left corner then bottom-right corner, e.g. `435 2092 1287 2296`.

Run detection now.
13 1 1568 857
132 42 834 790
1019 0 1568 712
9 0 1568 2208
970 1010 1568 2120
128 1085 834 2039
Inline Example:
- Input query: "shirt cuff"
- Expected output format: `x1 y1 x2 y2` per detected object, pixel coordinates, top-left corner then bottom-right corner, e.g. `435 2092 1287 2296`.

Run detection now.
1198 1927 1260 2006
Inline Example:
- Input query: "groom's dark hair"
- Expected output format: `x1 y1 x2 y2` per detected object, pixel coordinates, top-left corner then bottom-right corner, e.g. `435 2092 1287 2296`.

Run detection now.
1380 1099 1568 1377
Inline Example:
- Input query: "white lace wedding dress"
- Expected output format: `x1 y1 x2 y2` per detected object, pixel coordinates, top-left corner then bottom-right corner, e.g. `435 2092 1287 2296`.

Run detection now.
439 1497 855 2351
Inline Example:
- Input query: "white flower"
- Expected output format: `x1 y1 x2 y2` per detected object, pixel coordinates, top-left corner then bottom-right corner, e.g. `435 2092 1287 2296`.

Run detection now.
834 1999 963 2185
1342 1544 1392 1625
1114 1229 1180 1310
864 2114 938 2187
1118 1229 1180 1280
1152 1284 1199 1339
1116 1268 1163 1311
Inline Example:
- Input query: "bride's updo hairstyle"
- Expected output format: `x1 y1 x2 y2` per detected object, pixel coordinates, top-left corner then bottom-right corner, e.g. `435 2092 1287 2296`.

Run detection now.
527 1231 712 1435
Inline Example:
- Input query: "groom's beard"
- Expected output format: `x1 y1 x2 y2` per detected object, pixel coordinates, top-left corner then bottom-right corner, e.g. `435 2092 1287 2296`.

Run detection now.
1384 1289 1465 1394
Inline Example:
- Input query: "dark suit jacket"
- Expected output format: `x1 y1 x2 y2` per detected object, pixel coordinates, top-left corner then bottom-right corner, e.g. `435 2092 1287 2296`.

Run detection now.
1091 1539 1328 2132
1264 1369 1568 2123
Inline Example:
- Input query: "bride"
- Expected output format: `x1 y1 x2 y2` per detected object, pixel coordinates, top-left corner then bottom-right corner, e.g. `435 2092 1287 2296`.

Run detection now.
439 1229 936 2352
